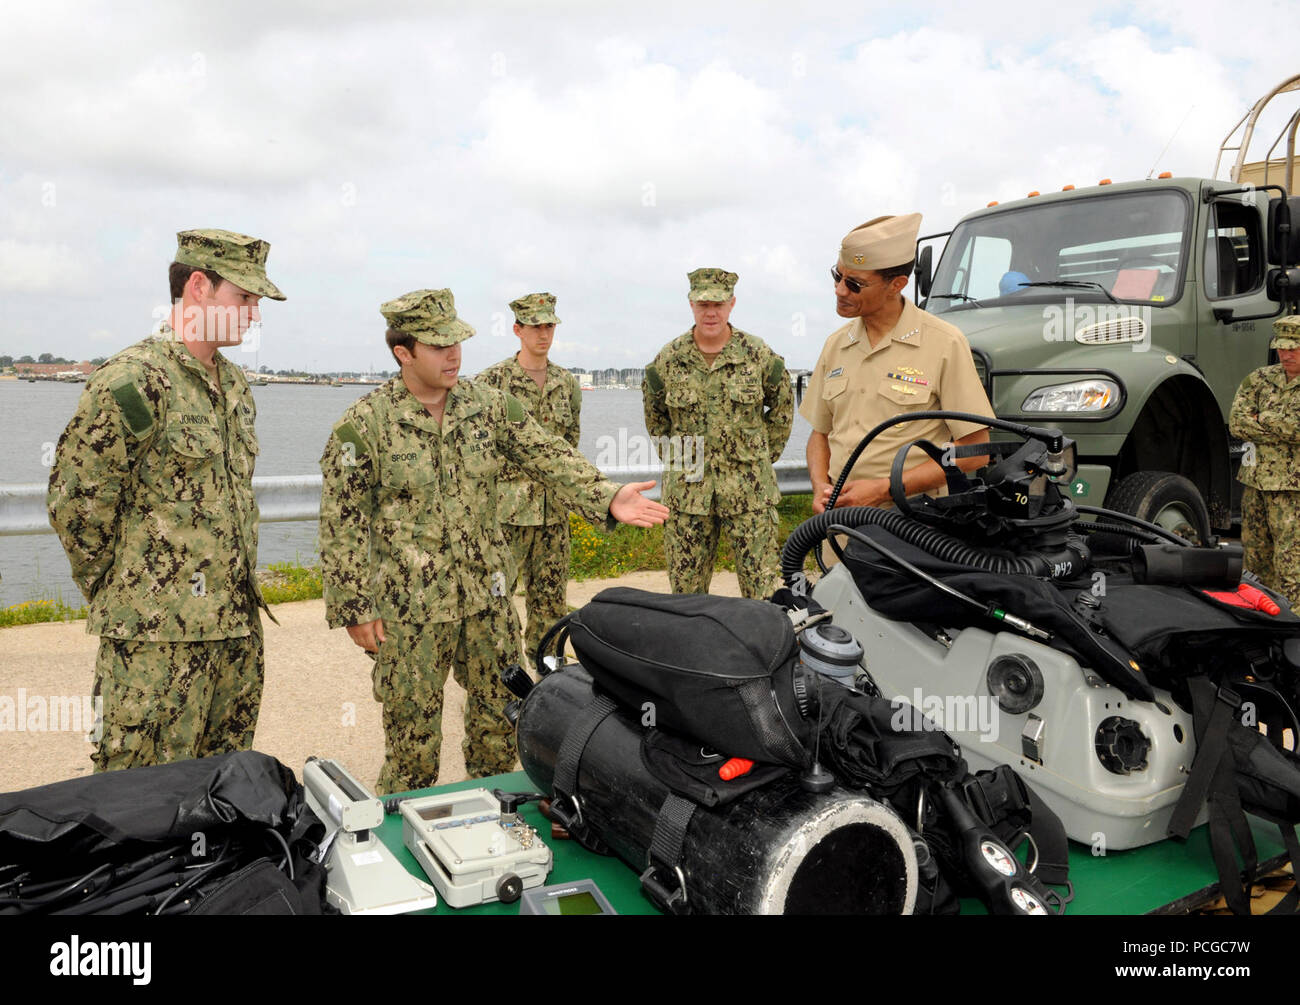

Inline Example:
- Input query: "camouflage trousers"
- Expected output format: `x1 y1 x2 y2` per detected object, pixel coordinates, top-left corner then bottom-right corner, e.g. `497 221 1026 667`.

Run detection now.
664 507 780 599
91 627 263 773
505 520 570 672
1240 486 1300 608
371 600 524 796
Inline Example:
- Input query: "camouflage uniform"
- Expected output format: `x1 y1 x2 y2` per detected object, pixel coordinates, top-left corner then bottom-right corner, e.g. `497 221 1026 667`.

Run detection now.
1229 316 1300 607
46 228 286 772
320 288 623 795
643 269 793 598
476 292 581 672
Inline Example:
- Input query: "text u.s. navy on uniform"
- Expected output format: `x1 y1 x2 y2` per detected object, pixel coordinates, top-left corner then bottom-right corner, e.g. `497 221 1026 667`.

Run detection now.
1229 315 1300 607
47 229 286 772
318 288 668 795
475 292 580 672
801 214 994 564
642 268 793 598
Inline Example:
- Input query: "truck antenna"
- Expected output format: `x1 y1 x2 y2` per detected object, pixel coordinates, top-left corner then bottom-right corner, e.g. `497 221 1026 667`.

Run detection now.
1147 104 1196 179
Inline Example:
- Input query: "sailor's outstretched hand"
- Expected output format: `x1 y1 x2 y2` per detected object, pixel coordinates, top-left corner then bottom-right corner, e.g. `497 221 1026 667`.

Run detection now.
610 480 670 527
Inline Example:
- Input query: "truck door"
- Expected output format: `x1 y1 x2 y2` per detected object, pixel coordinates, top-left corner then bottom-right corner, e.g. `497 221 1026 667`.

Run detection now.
1198 189 1276 420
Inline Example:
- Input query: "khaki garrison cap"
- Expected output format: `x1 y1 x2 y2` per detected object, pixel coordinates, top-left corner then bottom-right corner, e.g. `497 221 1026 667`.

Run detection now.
510 292 561 326
175 229 286 300
1271 315 1300 350
380 288 476 346
687 267 738 302
839 213 922 271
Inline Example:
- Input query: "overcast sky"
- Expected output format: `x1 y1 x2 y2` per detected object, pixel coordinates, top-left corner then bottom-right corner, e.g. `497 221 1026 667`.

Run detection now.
2 0 1297 374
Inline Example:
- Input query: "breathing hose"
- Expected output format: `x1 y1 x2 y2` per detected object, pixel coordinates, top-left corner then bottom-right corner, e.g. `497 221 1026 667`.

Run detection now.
781 505 1049 582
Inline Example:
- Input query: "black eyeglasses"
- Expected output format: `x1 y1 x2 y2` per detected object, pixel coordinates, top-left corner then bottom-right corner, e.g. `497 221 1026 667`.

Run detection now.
831 266 883 294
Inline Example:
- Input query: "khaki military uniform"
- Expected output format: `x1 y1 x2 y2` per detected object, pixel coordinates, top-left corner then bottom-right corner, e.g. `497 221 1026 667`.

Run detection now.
643 327 793 597
1229 363 1300 606
47 328 268 771
476 357 581 671
319 376 619 794
800 299 992 495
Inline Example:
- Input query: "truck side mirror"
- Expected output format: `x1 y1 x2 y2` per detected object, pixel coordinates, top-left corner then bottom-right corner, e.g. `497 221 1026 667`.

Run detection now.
1267 196 1300 268
916 246 933 299
1266 267 1300 303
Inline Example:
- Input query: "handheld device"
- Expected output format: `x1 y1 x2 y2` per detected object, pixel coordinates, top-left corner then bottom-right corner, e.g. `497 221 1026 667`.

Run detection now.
518 879 617 916
302 757 438 915
398 788 552 908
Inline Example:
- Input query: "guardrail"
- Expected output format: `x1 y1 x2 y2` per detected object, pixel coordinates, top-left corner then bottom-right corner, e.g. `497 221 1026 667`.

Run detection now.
0 462 813 536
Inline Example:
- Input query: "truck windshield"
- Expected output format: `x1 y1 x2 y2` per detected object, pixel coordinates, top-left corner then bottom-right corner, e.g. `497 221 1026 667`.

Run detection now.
929 190 1190 313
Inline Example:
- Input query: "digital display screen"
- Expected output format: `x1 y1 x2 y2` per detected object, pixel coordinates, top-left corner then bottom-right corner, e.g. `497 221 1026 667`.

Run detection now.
416 804 453 822
543 891 604 916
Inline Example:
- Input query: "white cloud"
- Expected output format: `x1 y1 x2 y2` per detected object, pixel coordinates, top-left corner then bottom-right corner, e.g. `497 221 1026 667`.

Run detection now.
0 0 1294 372
0 240 96 293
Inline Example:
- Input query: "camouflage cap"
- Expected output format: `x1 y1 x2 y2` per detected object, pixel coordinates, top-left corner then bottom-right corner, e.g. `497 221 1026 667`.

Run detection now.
510 292 561 326
688 267 738 302
380 288 475 346
1271 315 1300 350
839 213 922 271
175 229 286 301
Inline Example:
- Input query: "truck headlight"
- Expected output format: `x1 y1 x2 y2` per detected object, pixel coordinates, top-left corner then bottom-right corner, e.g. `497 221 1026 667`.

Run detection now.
1021 380 1119 413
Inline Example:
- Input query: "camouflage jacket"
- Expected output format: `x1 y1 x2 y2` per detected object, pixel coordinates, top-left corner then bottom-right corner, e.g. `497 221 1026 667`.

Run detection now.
318 377 619 628
474 357 581 526
1230 364 1300 491
46 329 264 641
642 327 793 515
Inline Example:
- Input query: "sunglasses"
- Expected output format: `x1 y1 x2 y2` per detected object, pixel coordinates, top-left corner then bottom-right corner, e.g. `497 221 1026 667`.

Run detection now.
831 266 887 294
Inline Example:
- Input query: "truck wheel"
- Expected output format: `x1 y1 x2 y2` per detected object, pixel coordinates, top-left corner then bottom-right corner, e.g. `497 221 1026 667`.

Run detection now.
1104 471 1212 544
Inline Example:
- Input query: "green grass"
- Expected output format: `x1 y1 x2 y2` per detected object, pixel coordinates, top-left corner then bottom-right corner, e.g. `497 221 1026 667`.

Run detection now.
0 597 88 627
257 562 324 605
2 495 820 626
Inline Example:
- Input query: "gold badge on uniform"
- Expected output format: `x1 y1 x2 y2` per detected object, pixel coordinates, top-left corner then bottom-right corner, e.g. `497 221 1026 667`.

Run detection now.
890 383 917 395
853 255 865 265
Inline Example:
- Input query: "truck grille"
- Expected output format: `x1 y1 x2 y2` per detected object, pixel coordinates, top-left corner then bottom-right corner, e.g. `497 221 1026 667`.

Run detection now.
1074 316 1148 345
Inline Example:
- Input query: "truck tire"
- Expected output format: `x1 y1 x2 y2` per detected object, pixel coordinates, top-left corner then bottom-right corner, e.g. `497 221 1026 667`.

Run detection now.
1104 471 1212 544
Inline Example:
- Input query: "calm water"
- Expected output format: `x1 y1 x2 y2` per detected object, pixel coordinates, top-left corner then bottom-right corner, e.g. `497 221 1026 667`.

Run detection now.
0 378 811 606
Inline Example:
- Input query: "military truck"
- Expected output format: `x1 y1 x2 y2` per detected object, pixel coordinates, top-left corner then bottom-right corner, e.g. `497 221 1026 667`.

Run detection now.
914 74 1300 540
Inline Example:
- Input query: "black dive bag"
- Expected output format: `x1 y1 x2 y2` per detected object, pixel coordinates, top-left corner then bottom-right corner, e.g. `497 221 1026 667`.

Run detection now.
566 588 811 769
0 751 329 915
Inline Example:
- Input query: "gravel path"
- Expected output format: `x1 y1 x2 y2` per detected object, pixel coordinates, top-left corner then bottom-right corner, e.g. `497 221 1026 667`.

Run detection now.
0 572 741 795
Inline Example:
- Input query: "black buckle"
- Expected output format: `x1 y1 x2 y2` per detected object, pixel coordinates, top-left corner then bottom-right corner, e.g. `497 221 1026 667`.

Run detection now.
1216 683 1242 710
549 791 584 832
640 859 689 915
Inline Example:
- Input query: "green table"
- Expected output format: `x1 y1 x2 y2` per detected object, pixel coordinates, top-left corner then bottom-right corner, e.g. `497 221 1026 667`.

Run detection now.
376 772 1295 915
